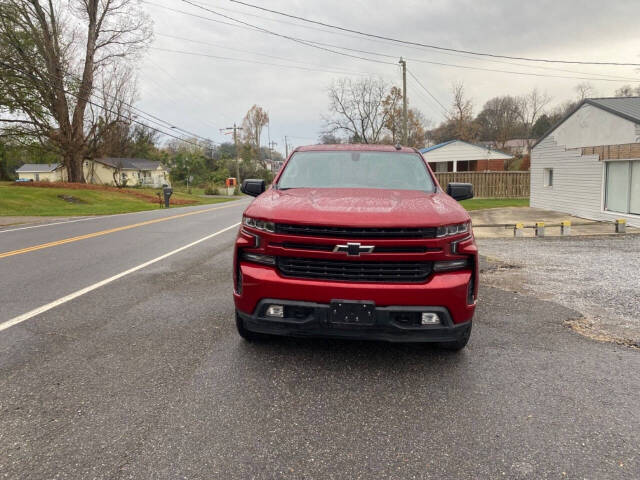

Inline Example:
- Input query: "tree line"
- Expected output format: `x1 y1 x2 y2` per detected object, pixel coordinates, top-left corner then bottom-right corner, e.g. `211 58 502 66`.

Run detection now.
0 1 279 186
2 3 638 182
321 76 640 166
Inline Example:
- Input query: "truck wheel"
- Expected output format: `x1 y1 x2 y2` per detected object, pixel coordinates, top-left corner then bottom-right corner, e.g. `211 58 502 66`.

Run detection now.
235 311 266 342
438 323 472 351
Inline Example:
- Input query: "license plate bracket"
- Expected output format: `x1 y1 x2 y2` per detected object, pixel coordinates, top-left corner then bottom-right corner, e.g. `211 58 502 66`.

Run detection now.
329 300 376 326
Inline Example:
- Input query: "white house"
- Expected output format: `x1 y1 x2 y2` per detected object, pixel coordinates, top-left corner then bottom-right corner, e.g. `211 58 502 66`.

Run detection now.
531 97 640 227
84 158 170 187
420 140 513 173
15 158 170 187
15 163 67 182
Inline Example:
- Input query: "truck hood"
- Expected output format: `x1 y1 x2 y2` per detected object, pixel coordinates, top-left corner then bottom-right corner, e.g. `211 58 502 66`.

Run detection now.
244 188 469 227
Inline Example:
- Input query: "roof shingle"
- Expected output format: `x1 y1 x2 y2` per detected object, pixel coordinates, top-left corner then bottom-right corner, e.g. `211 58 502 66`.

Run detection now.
15 163 61 173
587 97 640 123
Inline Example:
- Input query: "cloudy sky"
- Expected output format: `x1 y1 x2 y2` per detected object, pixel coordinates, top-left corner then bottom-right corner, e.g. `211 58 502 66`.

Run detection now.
137 0 640 154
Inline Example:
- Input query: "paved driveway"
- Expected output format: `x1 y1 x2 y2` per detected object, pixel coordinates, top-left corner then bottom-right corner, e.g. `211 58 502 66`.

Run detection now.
471 207 640 238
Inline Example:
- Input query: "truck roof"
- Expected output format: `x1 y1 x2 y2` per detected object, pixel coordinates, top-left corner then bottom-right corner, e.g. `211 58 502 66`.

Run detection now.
294 144 417 154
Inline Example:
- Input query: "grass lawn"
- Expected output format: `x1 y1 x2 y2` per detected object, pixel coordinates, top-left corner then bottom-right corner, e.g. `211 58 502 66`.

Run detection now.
0 182 236 216
460 198 529 211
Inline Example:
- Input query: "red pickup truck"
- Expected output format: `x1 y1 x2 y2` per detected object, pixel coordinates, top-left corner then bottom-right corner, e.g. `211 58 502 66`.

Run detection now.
233 144 478 350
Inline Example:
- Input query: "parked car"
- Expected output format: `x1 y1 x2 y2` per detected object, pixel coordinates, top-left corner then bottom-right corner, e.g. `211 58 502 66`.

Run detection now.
233 144 477 350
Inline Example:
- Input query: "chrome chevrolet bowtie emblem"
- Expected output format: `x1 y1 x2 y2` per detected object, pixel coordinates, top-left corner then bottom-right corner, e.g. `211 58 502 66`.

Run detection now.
333 242 375 256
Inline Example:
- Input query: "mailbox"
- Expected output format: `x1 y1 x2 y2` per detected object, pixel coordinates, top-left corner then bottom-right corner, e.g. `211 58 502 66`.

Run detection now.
162 186 173 208
226 177 237 188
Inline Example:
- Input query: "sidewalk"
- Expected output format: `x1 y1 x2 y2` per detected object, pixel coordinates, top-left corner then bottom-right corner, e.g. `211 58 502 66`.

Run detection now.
470 207 639 238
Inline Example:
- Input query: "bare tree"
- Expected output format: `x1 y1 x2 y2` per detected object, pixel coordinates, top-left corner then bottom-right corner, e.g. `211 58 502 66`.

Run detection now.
381 88 428 148
448 81 477 141
382 85 403 144
241 105 269 166
517 88 551 152
90 63 138 157
318 133 342 144
575 82 595 101
614 84 640 97
476 96 522 149
0 0 151 182
323 77 390 144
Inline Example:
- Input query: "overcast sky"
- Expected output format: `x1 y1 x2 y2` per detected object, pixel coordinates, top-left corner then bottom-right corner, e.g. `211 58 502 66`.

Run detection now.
137 0 640 154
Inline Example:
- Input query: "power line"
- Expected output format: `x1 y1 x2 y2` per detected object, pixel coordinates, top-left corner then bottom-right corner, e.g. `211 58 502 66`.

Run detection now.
177 0 395 66
225 0 640 67
142 56 231 132
183 0 640 79
302 39 640 83
406 70 449 117
155 32 368 74
150 2 639 84
149 46 372 76
0 61 213 149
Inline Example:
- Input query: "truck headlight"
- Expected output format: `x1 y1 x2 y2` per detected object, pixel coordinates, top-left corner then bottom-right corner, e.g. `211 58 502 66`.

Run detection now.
436 221 470 238
243 216 275 233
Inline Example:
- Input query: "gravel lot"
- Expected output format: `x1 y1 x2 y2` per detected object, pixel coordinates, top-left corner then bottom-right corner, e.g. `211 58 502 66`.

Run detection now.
477 234 640 346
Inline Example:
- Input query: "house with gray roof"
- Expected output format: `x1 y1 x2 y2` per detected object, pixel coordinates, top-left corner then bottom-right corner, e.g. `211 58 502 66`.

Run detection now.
15 158 170 187
419 139 513 172
84 158 170 187
15 163 66 182
531 97 640 227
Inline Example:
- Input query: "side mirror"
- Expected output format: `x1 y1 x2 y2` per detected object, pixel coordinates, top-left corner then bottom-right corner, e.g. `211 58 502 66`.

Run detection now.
241 179 266 197
446 182 474 201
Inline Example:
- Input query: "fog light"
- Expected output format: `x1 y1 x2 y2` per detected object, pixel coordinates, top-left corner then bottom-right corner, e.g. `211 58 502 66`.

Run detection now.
266 305 284 318
241 252 276 265
421 312 440 325
433 259 469 272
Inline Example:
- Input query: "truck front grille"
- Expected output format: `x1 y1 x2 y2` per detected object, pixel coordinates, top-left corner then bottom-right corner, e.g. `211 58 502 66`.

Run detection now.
275 224 438 239
277 257 433 283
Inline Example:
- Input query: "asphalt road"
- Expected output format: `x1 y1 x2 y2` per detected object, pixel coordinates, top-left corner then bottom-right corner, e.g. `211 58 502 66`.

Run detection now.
0 206 639 479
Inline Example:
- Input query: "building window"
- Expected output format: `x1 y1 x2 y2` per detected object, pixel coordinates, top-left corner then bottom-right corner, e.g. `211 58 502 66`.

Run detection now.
605 160 640 215
544 168 553 187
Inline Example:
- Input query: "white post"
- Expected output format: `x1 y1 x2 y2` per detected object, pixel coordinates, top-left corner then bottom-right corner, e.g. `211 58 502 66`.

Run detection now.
453 160 458 172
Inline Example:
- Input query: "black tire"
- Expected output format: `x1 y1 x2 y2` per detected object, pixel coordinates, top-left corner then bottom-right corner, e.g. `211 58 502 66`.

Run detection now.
235 311 267 342
438 323 472 351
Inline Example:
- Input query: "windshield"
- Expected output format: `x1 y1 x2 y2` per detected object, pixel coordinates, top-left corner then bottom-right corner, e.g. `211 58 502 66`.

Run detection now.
277 151 436 192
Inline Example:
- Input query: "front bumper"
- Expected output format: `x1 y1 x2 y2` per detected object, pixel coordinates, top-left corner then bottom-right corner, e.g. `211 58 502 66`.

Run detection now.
234 262 476 324
237 299 471 342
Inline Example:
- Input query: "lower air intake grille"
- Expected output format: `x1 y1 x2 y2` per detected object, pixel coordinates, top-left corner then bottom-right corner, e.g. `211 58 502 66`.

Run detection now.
277 257 432 283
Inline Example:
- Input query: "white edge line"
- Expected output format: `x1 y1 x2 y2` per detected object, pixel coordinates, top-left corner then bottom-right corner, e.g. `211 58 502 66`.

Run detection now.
0 222 240 333
0 216 97 233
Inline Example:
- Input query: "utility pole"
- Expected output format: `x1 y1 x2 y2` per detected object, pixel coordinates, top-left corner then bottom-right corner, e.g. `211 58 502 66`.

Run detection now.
399 57 408 146
268 140 278 172
284 135 290 157
220 123 243 183
267 120 272 161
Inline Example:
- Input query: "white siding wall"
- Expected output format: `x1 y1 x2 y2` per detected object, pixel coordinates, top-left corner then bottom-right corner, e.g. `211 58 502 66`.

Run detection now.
553 104 638 149
422 141 512 163
531 136 640 227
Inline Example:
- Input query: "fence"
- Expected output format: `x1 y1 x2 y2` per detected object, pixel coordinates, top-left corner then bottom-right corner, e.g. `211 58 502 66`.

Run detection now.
434 171 530 198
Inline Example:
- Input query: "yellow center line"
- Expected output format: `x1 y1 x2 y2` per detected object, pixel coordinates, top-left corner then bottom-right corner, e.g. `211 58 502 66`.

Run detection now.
0 202 245 259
